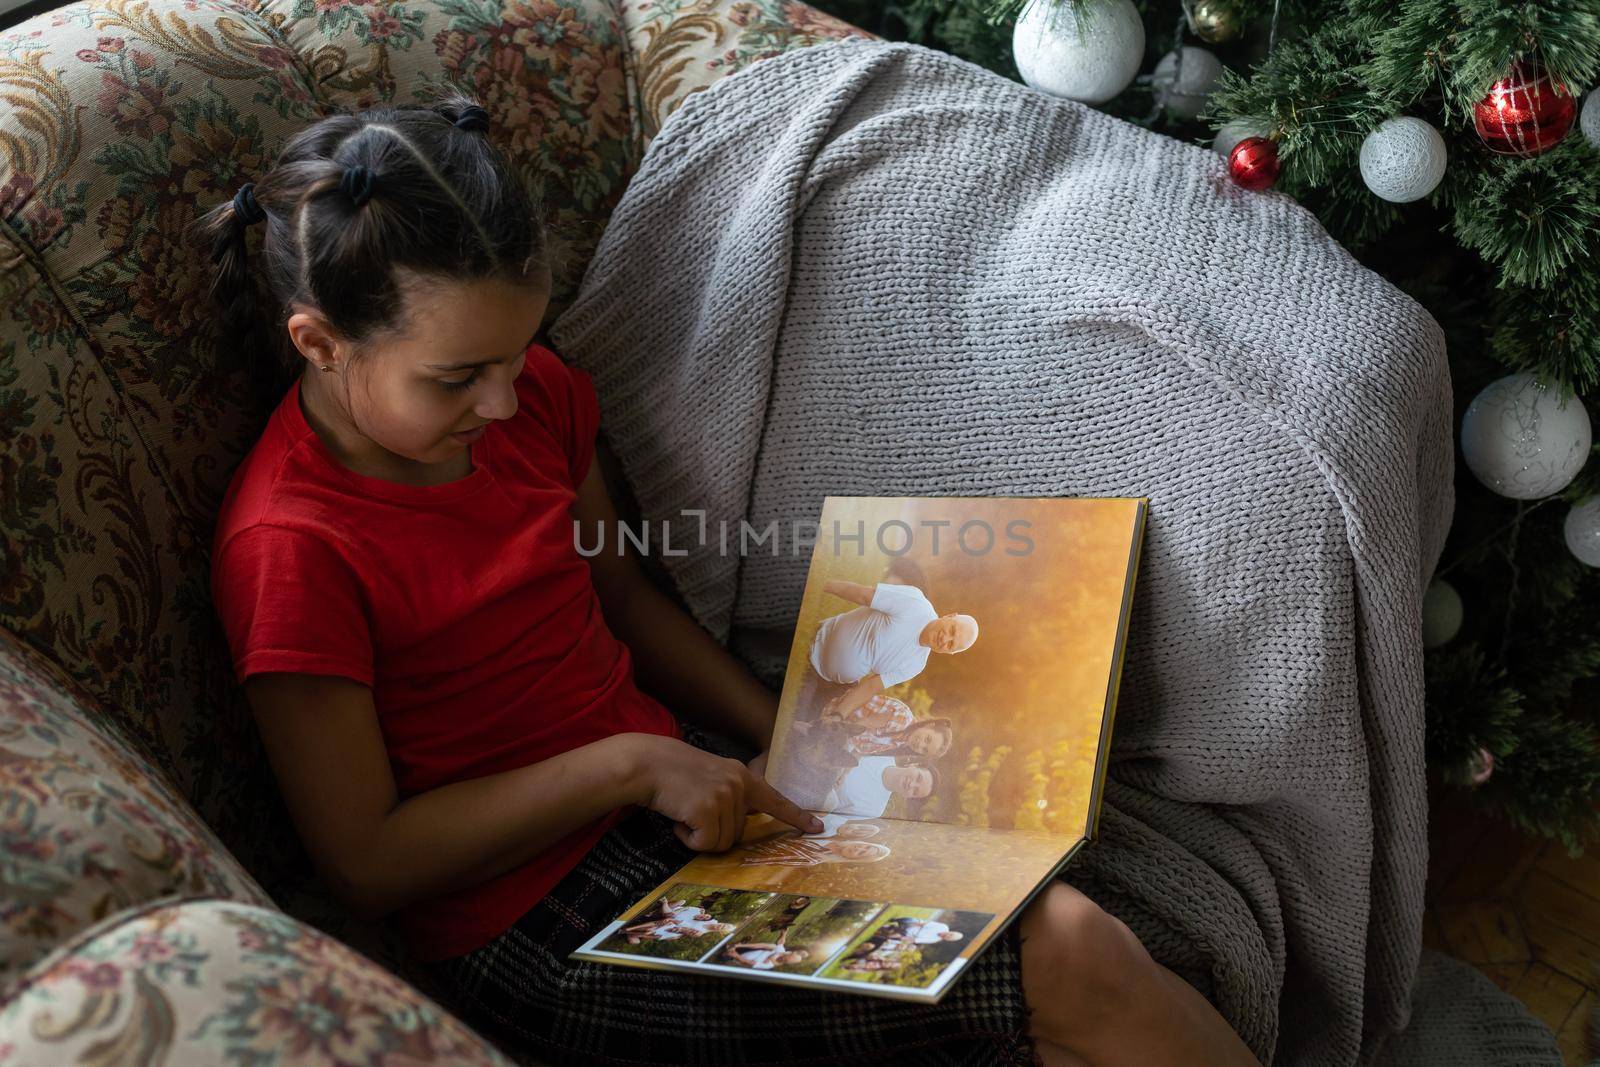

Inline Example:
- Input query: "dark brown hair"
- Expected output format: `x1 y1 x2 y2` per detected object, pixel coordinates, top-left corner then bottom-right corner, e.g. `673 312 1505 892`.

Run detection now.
187 92 548 398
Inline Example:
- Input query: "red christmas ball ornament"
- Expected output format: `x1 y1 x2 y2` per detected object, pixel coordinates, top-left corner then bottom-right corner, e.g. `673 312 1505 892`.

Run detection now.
1228 135 1280 190
1472 60 1576 157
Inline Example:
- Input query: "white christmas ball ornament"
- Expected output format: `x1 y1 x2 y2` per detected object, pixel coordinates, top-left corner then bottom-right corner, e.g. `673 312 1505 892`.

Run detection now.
1460 372 1591 499
1421 580 1462 648
1153 47 1223 120
1581 87 1600 149
1359 117 1447 203
1214 119 1267 158
1564 497 1600 566
1013 0 1145 106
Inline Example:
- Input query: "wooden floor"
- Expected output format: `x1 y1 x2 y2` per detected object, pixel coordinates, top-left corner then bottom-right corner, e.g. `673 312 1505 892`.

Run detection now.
1425 785 1598 1064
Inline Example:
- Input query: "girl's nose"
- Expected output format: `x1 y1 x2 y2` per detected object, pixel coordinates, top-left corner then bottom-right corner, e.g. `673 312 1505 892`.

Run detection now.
477 380 518 422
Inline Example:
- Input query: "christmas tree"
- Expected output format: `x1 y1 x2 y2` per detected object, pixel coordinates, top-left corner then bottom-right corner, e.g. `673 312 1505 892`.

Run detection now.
808 0 1600 846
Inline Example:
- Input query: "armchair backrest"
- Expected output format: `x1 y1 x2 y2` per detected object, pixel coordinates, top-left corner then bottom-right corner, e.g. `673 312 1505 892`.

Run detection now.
0 0 642 882
0 0 872 887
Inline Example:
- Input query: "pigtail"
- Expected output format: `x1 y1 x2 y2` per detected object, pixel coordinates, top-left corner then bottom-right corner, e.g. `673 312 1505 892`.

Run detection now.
429 91 552 282
432 92 491 133
184 182 290 404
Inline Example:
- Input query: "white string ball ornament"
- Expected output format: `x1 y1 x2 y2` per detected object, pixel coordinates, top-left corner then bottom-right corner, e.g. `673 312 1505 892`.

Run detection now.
1460 372 1592 499
1421 579 1463 648
1582 87 1600 148
1152 47 1223 121
1565 497 1600 566
1012 0 1145 106
1359 117 1447 203
1213 119 1267 159
1468 747 1495 786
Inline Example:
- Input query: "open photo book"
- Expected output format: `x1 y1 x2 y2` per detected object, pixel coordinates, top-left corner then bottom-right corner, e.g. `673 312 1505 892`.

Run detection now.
573 495 1149 1002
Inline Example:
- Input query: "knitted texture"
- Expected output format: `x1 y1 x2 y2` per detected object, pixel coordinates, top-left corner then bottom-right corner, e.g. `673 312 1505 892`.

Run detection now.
1368 951 1561 1066
551 38 1550 1066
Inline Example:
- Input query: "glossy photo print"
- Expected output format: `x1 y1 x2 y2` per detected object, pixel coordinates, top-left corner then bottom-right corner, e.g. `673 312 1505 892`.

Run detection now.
819 906 995 988
666 813 1071 916
700 894 885 976
591 884 772 962
768 496 1144 837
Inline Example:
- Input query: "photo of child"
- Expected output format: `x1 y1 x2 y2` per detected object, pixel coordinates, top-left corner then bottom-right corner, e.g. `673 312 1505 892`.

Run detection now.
701 895 884 976
596 884 772 961
819 906 993 988
738 834 892 867
675 814 1070 919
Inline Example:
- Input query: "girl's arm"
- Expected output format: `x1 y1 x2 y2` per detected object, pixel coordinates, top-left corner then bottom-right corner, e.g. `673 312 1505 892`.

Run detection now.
826 674 885 724
243 672 817 921
574 452 776 751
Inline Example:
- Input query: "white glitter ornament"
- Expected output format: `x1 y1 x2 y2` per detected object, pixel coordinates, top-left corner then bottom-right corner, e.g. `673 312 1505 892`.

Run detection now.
1152 47 1223 120
1013 0 1145 106
1359 116 1447 203
1564 497 1600 566
1213 119 1267 159
1421 579 1462 648
1581 87 1600 149
1460 372 1592 499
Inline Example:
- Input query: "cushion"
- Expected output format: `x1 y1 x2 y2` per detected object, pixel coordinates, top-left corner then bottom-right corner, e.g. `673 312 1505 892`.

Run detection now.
0 628 271 993
0 895 515 1065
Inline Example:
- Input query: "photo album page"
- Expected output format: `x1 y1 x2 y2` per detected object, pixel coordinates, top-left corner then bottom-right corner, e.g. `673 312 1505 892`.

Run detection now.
573 495 1148 1002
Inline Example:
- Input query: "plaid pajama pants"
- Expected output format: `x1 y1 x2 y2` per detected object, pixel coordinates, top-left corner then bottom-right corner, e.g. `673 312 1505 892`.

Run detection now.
426 724 1040 1067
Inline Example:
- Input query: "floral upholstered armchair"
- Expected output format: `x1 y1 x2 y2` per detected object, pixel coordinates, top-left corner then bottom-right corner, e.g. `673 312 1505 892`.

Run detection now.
0 0 871 1060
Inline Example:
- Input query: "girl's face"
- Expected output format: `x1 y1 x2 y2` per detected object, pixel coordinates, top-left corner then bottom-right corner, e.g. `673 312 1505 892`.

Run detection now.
290 271 549 483
835 841 887 861
907 725 948 758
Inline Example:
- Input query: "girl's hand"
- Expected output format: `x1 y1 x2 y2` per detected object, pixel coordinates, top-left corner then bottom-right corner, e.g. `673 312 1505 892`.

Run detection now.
747 750 770 778
629 735 821 850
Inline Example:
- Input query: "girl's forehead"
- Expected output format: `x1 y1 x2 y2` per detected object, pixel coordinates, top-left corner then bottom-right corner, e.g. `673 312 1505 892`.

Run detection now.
395 273 548 345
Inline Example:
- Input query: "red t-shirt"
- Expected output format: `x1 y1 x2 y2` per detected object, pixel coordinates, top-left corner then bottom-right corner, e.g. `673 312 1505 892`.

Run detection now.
210 342 681 961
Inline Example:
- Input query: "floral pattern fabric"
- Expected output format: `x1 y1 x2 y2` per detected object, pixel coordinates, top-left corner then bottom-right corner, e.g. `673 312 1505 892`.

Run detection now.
0 0 868 1056
0 897 517 1066
0 628 271 994
620 0 876 143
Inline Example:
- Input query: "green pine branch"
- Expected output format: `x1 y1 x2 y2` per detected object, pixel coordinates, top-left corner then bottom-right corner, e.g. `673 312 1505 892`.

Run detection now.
1452 137 1600 291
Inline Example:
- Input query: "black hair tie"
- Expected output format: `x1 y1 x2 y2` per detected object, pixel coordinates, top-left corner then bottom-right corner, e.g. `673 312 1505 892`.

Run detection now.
232 182 266 225
454 104 490 132
340 164 377 207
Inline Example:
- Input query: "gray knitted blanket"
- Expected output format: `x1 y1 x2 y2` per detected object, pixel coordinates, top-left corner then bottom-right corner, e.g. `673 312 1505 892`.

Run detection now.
550 38 1558 1067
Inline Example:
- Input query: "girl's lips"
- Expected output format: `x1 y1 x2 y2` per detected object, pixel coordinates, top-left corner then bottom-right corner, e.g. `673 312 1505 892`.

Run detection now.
451 424 488 443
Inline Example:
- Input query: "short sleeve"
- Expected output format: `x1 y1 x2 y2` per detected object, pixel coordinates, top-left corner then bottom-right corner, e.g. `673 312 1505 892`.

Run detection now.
869 582 926 620
523 344 601 488
211 525 375 687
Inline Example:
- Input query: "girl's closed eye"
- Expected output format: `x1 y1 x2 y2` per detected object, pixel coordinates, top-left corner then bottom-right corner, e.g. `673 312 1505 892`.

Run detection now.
441 372 479 392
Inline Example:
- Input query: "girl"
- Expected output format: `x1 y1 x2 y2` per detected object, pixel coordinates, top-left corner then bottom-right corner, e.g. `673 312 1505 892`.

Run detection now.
194 94 1262 1067
723 930 810 971
849 715 955 761
621 896 716 943
821 690 915 732
738 834 892 868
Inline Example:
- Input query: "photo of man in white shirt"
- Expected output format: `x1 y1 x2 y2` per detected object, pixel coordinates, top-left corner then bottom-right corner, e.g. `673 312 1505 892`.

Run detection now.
802 581 979 724
821 755 937 817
